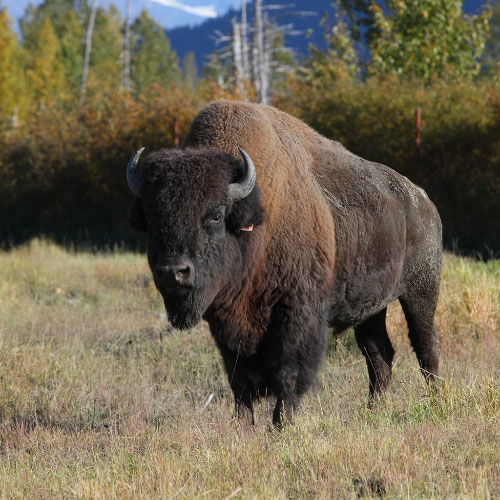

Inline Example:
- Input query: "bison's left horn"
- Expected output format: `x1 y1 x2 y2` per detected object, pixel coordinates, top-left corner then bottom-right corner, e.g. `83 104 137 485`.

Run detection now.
228 147 257 201
127 147 145 198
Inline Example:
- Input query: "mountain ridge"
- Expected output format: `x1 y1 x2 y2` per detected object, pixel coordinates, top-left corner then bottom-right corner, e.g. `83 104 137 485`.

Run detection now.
166 0 487 72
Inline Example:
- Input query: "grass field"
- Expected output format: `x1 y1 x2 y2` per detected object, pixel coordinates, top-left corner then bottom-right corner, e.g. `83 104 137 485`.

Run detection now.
0 240 498 499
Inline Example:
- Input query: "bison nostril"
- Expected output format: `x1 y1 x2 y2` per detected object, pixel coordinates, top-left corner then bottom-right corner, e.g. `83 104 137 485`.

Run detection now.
156 260 194 291
175 267 190 281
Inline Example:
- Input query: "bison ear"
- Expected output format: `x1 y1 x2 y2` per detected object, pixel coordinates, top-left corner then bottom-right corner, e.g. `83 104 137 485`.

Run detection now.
226 183 266 234
128 198 147 232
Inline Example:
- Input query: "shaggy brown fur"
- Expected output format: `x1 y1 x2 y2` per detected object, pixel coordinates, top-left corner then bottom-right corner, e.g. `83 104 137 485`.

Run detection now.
129 100 442 425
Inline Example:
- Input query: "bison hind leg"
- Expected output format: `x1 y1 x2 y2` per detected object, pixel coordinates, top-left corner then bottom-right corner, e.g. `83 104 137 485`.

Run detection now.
354 307 395 399
399 292 439 383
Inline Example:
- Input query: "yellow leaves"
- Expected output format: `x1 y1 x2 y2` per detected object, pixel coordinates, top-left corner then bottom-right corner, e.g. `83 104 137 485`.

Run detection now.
0 10 25 117
0 10 14 53
25 16 67 103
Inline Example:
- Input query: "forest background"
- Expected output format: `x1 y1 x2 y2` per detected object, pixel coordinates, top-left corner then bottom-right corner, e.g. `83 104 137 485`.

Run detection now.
1 0 499 254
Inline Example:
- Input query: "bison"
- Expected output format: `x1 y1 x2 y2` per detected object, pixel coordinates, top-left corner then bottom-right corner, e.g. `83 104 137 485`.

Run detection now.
127 100 442 426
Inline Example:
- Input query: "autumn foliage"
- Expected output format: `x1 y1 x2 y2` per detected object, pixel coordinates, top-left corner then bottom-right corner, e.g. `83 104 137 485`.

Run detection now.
0 83 241 247
0 0 499 253
275 75 500 253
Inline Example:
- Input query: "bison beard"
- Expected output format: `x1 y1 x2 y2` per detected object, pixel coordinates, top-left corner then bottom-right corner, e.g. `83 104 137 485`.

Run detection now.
161 292 204 330
127 100 442 427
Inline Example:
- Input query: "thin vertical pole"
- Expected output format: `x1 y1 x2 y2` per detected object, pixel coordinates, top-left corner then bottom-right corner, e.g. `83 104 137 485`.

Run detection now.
173 117 179 148
415 106 421 160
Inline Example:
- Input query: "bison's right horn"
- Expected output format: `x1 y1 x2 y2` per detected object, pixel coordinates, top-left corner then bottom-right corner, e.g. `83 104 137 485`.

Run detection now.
228 147 257 201
127 147 145 198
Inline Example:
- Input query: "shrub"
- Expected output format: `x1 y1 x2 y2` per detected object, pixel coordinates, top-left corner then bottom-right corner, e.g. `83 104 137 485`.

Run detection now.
274 75 500 253
0 84 241 248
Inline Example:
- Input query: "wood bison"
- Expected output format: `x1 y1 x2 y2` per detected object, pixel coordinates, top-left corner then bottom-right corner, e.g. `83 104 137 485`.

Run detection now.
127 100 442 426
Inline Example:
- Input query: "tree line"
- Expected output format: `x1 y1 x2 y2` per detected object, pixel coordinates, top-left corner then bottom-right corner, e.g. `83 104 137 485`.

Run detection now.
0 0 187 125
1 0 497 120
0 0 499 253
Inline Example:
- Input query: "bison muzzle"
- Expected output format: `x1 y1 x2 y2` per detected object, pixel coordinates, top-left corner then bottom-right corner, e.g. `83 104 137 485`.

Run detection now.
127 100 442 427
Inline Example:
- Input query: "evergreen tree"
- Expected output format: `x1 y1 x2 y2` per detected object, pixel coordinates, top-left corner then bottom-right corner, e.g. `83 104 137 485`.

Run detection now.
368 0 491 81
59 8 84 90
301 8 360 87
20 0 84 92
88 5 123 93
24 16 67 104
131 10 180 94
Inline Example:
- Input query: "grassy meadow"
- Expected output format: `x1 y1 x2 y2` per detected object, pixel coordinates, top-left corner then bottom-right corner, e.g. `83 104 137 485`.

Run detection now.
0 240 498 499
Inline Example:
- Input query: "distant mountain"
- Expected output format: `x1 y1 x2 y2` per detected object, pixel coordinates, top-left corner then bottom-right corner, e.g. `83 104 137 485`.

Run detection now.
3 0 241 32
166 0 487 73
166 0 329 71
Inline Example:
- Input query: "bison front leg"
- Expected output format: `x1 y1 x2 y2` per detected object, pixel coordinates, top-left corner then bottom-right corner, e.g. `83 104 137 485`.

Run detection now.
272 393 299 428
214 340 258 425
271 367 299 428
234 390 255 425
229 370 256 425
270 305 328 428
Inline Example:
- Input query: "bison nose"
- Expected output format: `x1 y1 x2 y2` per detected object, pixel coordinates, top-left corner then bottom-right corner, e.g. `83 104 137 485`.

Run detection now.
155 259 195 290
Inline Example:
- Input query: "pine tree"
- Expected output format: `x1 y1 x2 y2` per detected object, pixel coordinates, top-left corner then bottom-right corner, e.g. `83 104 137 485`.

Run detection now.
88 5 123 93
20 0 84 92
130 10 180 94
24 16 67 104
302 9 360 86
60 8 84 91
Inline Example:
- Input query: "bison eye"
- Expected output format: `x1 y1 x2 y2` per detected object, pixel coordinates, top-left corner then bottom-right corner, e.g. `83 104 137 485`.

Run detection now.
203 207 226 230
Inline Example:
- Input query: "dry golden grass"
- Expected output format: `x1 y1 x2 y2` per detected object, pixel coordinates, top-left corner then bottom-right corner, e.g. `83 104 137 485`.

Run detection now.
0 240 498 499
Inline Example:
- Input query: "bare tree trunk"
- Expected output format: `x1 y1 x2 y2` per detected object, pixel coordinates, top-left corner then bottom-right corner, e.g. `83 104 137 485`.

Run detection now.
241 0 249 81
11 106 18 129
79 0 98 107
253 0 270 104
261 15 271 105
251 37 258 97
123 0 131 92
232 19 244 96
253 0 263 102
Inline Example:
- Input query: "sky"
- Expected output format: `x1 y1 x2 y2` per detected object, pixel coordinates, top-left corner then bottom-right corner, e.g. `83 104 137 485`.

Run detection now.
2 0 487 33
2 0 242 31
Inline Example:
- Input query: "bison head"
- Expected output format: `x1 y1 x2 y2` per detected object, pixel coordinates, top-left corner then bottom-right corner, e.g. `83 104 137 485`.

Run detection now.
127 148 265 330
